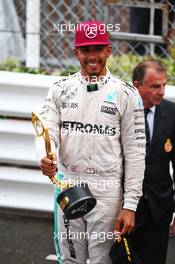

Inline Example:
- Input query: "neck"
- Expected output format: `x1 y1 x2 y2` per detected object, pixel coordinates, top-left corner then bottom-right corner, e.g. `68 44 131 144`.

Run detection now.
143 103 154 108
81 68 108 82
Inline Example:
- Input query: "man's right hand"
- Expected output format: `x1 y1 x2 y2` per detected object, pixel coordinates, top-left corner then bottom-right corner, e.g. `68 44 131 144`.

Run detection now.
39 153 57 178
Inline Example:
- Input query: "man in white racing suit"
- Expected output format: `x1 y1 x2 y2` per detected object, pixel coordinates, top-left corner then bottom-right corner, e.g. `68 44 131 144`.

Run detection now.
35 21 146 264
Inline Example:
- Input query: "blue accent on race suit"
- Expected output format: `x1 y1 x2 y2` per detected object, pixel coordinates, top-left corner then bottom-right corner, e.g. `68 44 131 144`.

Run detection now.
54 173 64 264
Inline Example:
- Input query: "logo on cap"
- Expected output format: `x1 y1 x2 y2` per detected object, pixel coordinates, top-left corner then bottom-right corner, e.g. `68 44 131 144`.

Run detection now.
85 26 97 39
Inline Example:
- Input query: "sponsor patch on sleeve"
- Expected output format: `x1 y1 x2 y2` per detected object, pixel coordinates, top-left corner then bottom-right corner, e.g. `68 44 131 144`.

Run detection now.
101 105 117 115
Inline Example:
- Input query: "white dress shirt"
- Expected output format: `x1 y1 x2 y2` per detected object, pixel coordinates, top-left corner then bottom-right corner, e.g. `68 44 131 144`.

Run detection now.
146 106 156 141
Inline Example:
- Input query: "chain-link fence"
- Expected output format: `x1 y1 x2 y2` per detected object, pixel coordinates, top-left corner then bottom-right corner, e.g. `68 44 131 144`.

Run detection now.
0 0 175 80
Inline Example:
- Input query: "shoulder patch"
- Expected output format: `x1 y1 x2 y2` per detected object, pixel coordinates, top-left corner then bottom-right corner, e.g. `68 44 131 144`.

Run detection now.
53 73 79 86
122 81 137 94
53 77 70 85
123 81 136 91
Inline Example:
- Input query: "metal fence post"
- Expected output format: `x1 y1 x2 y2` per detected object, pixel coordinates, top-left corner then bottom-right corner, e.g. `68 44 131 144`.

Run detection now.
149 0 155 56
26 0 40 68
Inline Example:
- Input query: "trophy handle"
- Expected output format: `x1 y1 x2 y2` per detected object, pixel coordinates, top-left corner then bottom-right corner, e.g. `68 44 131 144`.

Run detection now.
32 112 69 190
46 146 69 190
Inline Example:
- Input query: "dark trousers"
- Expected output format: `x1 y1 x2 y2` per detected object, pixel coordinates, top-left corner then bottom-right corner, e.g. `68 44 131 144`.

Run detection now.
131 198 169 264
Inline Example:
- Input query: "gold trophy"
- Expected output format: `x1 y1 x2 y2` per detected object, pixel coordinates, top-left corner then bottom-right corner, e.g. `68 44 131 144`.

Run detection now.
32 112 96 219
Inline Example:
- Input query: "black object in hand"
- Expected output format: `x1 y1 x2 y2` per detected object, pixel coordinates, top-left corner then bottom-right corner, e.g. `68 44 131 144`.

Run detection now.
87 83 98 92
109 235 143 264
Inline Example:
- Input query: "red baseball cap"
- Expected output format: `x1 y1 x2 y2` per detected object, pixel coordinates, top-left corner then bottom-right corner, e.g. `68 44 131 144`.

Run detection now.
74 21 111 47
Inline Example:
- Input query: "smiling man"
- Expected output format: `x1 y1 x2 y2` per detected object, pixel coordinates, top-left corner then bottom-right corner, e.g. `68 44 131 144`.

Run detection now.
74 22 112 81
131 59 175 264
35 21 146 264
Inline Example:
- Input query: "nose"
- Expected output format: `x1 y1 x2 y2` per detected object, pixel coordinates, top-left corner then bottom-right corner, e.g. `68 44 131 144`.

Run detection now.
87 48 99 57
158 85 165 96
87 54 98 63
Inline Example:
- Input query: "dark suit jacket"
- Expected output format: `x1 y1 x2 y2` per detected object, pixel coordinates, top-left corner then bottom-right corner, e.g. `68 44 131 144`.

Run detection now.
142 99 175 226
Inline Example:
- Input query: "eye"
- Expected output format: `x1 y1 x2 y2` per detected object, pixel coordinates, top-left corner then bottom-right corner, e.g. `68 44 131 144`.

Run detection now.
96 46 104 51
80 47 89 53
150 85 161 89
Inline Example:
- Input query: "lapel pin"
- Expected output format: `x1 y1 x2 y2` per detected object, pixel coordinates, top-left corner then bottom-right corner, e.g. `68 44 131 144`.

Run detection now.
164 138 172 153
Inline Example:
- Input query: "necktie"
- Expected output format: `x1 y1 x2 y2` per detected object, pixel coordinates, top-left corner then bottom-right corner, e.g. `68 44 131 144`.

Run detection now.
144 108 150 152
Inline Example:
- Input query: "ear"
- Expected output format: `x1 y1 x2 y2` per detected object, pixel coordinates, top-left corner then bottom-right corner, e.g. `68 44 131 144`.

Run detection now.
107 45 112 57
133 80 141 89
74 48 79 59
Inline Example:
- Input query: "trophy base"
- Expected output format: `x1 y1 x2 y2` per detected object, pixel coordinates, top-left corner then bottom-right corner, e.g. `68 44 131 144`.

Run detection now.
57 183 96 219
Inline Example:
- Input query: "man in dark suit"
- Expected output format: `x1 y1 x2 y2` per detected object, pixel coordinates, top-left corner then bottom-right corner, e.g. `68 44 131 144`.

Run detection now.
131 59 175 264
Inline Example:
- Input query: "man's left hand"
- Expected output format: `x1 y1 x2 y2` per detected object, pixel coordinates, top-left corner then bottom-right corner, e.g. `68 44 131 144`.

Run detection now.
114 209 135 237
